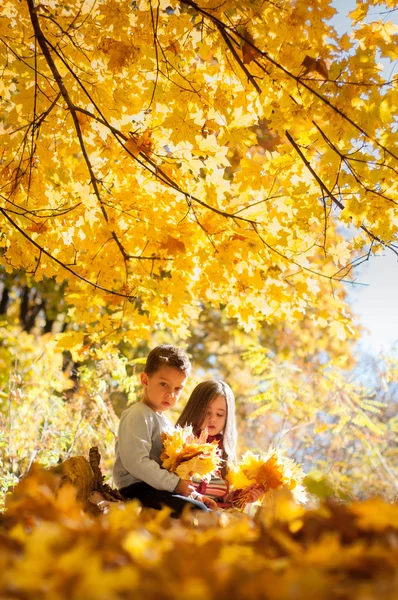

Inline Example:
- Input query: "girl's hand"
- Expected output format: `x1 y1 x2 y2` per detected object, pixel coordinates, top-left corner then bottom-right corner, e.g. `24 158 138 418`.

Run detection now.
246 484 264 503
198 494 218 510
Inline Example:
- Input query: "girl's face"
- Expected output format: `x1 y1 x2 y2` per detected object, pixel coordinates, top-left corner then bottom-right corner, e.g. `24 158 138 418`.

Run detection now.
200 395 227 436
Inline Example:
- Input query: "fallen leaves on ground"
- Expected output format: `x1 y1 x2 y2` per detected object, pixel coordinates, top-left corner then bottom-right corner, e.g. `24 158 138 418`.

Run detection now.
0 467 397 599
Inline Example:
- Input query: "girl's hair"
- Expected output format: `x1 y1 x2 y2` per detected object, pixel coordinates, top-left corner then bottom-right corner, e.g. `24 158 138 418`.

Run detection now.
176 380 237 476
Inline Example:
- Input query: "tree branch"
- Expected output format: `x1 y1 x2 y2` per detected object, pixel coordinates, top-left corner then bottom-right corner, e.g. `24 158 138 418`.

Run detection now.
285 131 397 255
26 0 130 266
0 207 135 298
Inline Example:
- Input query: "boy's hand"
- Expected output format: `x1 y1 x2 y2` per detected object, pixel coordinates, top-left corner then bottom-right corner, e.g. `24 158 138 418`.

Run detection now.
198 494 218 510
174 479 195 497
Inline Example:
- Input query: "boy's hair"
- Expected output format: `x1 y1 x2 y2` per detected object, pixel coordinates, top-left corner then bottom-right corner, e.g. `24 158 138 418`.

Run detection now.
144 344 191 377
176 380 237 476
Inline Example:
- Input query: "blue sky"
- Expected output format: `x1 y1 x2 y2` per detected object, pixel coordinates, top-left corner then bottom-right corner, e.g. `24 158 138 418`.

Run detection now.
350 253 398 354
331 0 398 355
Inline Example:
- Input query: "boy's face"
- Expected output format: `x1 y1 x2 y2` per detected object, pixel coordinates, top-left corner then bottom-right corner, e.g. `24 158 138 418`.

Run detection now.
141 365 188 414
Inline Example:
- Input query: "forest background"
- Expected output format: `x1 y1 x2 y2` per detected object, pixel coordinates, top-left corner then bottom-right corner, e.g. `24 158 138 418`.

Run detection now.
0 0 397 510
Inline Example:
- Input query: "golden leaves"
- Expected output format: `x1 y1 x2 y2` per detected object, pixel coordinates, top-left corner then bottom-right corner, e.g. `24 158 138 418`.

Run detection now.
1 0 398 350
350 498 398 531
301 55 329 79
165 39 181 56
1 466 398 600
161 426 222 480
98 38 140 71
227 449 306 508
56 330 86 361
253 119 283 153
160 235 186 256
161 107 201 146
26 221 49 235
238 27 261 65
124 129 153 158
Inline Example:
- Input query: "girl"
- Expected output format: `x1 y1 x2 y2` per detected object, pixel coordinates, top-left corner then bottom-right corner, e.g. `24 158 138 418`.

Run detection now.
176 380 262 508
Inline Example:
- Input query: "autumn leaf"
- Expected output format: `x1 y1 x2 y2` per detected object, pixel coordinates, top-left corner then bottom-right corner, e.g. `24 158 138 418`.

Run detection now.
301 55 329 79
160 236 186 256
238 28 261 64
252 119 283 152
97 38 139 70
124 129 153 158
26 222 49 234
165 40 181 56
349 498 398 531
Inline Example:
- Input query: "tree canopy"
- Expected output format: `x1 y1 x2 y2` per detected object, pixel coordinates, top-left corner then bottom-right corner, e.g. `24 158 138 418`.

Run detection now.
1 0 397 351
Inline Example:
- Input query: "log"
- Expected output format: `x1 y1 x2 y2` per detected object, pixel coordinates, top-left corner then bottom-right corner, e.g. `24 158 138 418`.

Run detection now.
50 447 123 511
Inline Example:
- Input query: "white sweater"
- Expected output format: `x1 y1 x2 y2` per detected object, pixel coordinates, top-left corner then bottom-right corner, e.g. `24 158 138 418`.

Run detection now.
113 401 180 492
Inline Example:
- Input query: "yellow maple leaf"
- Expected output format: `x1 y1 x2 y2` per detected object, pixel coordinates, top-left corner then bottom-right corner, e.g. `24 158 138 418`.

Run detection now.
97 37 139 70
160 236 186 256
161 426 222 480
301 55 329 79
349 498 398 531
124 129 153 158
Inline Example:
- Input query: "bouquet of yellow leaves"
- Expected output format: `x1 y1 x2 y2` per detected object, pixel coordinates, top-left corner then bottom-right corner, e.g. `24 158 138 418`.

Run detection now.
161 426 223 481
227 448 306 509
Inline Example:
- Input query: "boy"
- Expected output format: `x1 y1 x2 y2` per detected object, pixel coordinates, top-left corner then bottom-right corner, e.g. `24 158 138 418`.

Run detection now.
113 344 217 516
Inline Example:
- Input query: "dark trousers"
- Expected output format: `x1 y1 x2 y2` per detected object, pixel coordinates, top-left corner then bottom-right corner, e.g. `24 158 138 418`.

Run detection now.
119 482 210 518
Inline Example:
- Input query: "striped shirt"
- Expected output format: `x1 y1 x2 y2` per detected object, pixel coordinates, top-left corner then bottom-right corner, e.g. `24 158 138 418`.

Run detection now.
192 474 229 499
